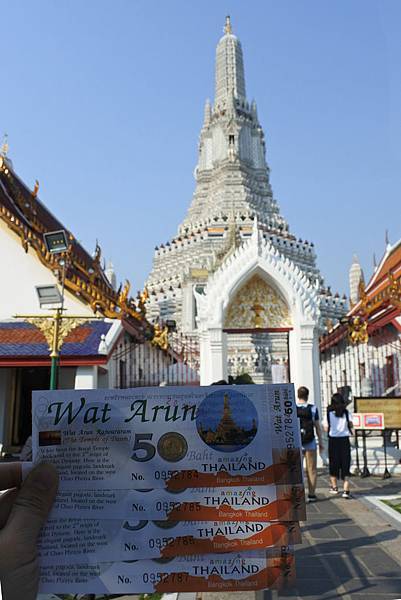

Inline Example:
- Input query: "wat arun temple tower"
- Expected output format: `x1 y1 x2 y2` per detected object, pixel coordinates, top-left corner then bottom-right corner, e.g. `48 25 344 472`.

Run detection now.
146 18 345 396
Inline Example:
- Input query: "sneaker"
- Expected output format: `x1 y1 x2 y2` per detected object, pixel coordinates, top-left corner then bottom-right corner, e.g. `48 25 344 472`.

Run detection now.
329 487 339 495
308 494 317 503
342 491 352 499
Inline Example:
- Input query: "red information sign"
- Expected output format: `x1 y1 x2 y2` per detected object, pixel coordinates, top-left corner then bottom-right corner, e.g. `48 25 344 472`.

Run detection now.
353 413 385 430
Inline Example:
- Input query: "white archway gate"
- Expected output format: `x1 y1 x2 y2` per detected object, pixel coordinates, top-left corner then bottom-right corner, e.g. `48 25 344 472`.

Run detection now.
195 223 322 410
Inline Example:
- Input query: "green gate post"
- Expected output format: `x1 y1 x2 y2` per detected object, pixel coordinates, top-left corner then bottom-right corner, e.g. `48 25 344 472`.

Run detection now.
49 309 61 390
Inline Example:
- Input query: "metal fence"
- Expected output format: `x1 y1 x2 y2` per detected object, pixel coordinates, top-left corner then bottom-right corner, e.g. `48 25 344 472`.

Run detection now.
320 326 401 413
112 332 200 388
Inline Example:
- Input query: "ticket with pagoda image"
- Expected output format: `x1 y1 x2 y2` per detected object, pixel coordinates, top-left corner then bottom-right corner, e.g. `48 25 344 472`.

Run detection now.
44 483 306 522
38 548 296 594
31 383 302 489
38 518 301 566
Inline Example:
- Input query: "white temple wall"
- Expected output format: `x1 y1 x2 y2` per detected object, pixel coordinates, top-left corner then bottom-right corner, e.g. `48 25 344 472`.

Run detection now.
198 136 213 170
203 137 213 170
0 221 93 319
74 366 98 389
239 126 251 162
212 126 227 163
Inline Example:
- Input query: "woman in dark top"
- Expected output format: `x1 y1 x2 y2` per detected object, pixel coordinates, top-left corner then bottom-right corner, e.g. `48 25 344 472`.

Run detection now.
326 393 353 499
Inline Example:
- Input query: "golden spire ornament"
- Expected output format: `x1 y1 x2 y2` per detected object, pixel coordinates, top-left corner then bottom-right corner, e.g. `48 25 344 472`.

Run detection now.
32 180 40 198
224 15 232 35
0 133 9 157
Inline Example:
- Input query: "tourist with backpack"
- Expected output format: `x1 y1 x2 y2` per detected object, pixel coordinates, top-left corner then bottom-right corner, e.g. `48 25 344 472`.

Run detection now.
296 386 324 503
326 392 353 499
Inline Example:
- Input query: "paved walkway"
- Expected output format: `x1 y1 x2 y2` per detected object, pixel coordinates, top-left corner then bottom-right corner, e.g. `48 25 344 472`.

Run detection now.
276 472 401 599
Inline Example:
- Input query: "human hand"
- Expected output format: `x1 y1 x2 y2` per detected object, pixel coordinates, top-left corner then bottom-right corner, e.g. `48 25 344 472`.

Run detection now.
319 442 324 454
0 462 58 600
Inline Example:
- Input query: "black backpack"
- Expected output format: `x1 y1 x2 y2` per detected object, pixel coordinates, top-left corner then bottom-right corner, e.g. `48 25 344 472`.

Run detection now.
297 404 315 445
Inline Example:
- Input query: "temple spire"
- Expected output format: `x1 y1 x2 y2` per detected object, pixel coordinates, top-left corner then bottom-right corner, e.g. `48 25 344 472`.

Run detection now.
215 16 246 106
349 255 364 305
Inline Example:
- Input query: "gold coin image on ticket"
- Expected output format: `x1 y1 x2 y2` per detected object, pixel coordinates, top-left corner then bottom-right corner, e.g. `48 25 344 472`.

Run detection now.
157 432 188 462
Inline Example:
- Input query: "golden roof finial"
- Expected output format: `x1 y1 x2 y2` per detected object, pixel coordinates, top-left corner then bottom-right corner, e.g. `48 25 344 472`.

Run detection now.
32 180 40 198
224 15 232 35
1 133 9 157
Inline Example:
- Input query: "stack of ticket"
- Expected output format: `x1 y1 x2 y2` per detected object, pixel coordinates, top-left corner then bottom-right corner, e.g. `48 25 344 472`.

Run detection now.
31 383 305 595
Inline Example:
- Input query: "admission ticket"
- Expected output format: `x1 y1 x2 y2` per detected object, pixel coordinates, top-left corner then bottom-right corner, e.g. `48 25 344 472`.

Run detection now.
39 548 295 594
38 518 301 565
32 384 301 489
48 484 306 522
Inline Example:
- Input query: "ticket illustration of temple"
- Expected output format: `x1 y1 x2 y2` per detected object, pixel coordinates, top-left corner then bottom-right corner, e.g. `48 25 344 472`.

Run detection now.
197 390 258 451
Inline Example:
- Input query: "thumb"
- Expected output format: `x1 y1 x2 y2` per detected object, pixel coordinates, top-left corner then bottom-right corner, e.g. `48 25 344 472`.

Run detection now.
0 464 58 600
6 462 59 540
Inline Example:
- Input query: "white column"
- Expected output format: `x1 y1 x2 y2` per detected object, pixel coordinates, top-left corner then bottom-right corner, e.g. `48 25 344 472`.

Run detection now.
290 324 321 413
181 284 194 332
210 327 228 384
200 327 228 385
199 330 210 385
74 366 98 389
311 328 322 414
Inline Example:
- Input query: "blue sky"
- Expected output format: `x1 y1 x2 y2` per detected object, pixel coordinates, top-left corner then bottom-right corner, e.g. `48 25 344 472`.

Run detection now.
2 1 401 296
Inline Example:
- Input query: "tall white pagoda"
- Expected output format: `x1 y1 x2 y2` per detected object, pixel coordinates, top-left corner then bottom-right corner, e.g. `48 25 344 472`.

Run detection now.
146 17 345 400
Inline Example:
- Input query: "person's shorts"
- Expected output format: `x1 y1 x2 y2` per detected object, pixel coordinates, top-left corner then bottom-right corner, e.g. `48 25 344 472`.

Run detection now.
328 436 351 479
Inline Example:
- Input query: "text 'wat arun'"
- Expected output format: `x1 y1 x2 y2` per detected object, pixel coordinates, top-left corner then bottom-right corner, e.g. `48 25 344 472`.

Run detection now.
146 17 345 384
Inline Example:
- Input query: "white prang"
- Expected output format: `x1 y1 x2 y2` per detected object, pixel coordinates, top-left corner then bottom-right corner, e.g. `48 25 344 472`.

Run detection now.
145 18 346 392
349 255 364 306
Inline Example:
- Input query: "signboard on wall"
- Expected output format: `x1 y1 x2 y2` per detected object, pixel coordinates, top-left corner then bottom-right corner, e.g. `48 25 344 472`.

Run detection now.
355 397 401 429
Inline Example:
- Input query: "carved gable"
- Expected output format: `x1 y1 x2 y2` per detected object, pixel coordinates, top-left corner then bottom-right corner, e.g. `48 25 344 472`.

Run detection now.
224 274 291 329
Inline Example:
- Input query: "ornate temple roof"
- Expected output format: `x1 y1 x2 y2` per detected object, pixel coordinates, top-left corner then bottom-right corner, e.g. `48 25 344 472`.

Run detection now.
320 238 401 350
365 238 401 296
0 320 113 364
0 154 151 342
